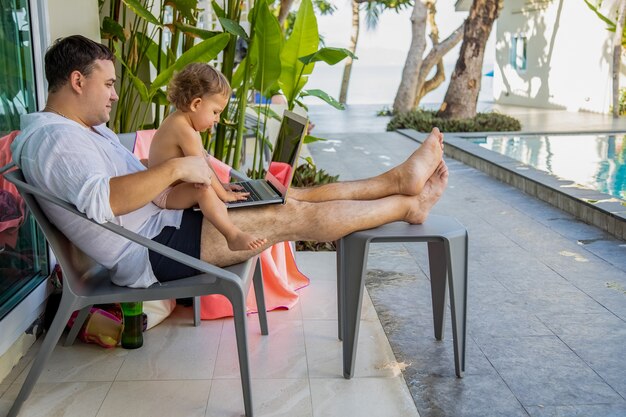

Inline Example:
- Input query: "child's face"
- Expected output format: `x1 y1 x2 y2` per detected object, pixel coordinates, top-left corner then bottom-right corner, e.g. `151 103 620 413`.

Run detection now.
190 93 229 132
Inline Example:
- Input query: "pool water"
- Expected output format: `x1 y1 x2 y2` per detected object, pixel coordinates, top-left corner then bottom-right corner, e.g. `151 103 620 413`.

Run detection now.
471 133 626 200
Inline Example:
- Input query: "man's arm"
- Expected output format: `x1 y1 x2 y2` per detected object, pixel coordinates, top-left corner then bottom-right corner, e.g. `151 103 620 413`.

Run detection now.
109 155 212 216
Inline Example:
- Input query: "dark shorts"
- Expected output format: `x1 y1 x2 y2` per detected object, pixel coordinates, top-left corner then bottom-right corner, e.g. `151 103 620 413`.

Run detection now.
149 209 203 282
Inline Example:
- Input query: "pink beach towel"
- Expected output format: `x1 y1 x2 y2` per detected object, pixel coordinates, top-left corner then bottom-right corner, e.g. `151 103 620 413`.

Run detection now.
0 131 26 248
133 130 310 319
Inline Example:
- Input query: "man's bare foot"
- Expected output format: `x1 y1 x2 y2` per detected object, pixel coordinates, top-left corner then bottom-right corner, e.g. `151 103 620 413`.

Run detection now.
227 231 268 251
404 161 448 224
394 127 444 196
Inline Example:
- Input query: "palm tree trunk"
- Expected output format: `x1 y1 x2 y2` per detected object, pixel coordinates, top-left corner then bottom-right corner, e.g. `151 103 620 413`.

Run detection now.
437 0 499 119
393 1 428 113
278 0 296 26
339 1 360 104
613 0 626 118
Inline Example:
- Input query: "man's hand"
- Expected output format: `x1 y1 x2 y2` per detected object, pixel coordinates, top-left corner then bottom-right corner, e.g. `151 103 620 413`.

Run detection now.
175 156 212 186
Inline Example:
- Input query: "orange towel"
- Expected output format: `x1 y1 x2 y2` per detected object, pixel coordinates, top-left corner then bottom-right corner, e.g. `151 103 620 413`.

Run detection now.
133 130 310 319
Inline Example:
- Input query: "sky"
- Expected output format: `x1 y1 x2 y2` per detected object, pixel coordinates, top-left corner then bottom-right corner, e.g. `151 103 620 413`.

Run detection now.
304 1 495 106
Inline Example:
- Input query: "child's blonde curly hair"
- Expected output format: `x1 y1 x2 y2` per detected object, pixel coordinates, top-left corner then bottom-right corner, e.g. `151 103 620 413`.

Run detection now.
167 62 231 111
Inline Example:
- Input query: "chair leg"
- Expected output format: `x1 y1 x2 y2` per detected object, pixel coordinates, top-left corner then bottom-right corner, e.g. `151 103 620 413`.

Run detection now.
341 237 370 379
446 232 469 378
427 241 448 341
253 258 269 336
7 296 79 417
336 238 344 341
193 297 201 327
64 305 91 346
223 284 254 417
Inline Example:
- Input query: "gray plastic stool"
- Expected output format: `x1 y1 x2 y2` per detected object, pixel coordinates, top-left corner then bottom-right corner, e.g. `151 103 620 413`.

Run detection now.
336 215 468 378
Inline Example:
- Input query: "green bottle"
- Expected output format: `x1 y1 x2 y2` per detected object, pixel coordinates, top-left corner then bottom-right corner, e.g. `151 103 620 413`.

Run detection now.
121 302 143 349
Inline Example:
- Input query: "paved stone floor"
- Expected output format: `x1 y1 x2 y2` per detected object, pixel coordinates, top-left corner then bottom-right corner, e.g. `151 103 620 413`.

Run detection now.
307 104 626 417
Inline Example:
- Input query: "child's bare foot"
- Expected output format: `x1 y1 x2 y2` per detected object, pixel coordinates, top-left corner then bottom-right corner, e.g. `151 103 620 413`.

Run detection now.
404 161 448 224
227 231 267 251
393 127 444 196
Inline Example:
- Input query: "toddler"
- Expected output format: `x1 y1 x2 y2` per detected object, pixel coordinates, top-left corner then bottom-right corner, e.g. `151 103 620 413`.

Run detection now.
149 63 266 251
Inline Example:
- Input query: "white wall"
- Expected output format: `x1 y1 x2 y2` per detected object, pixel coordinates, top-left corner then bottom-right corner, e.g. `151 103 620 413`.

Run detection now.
47 0 100 42
494 0 621 113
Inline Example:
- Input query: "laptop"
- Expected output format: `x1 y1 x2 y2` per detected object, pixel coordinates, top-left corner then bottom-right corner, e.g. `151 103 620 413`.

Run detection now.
226 109 309 208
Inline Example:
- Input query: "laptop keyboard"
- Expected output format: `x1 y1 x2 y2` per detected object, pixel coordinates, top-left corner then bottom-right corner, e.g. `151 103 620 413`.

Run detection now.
230 182 262 203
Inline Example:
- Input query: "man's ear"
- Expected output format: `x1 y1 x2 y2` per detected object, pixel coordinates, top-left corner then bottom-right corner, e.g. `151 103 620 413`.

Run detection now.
189 97 203 112
69 70 83 93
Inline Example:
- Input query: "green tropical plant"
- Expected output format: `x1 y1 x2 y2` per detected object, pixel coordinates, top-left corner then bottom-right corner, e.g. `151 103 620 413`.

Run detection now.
99 0 352 179
214 0 354 175
100 0 229 133
584 0 626 45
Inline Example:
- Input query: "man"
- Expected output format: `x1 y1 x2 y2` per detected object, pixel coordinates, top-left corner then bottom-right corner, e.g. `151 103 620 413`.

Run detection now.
11 35 448 288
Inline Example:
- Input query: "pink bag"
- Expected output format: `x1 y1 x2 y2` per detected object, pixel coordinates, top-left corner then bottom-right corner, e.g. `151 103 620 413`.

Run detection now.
67 308 123 348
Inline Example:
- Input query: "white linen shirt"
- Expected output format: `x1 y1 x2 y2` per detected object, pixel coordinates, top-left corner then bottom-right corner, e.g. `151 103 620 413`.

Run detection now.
11 112 183 288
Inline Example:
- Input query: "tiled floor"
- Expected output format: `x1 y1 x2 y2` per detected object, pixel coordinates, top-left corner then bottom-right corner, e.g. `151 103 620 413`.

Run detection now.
0 252 418 417
304 104 626 417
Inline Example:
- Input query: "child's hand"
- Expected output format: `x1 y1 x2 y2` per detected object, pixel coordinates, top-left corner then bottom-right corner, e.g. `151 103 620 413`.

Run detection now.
223 190 250 202
223 183 245 192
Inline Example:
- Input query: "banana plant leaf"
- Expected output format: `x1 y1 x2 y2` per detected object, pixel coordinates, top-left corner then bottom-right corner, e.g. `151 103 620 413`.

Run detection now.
166 0 199 23
299 47 356 66
219 17 250 42
101 16 126 42
173 22 221 40
122 0 161 26
278 0 318 105
150 33 230 91
249 0 282 96
301 89 344 110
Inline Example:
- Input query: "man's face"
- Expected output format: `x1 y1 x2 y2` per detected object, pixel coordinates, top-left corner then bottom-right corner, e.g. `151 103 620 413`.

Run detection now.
79 59 118 127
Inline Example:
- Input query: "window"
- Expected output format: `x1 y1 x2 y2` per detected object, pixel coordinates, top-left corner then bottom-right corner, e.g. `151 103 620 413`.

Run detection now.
510 34 527 72
0 0 48 320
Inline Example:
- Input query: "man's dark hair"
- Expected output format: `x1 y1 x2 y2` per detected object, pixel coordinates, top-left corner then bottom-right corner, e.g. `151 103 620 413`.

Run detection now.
45 35 114 93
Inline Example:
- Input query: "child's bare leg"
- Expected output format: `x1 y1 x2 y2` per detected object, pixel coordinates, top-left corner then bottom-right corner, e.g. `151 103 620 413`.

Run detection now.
165 184 267 251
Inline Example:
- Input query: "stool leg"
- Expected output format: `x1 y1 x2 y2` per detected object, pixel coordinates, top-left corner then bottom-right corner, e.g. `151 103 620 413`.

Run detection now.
336 238 344 341
193 296 201 327
253 258 269 336
427 241 448 341
446 232 468 378
341 237 370 379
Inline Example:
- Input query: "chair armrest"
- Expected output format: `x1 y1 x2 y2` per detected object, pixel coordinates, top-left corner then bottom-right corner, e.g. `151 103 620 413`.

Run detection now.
0 162 16 174
13 177 242 285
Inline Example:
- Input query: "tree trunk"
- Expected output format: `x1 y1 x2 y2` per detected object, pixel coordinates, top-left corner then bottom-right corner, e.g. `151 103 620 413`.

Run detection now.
437 0 499 119
339 1 360 104
278 0 296 26
612 0 626 118
393 1 428 113
414 22 464 107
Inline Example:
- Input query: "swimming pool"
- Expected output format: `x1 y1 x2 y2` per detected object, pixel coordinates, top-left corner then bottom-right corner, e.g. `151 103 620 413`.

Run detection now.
471 133 626 200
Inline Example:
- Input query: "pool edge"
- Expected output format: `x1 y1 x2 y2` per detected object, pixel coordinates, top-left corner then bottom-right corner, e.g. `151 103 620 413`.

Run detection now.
397 129 626 242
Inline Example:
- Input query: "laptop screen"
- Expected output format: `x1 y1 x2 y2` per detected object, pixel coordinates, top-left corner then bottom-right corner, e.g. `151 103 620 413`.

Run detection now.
265 110 308 197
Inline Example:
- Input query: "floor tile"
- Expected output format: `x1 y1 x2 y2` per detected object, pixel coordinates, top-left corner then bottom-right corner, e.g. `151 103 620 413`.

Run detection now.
309 377 419 417
207 378 312 417
14 342 127 383
407 374 529 417
214 318 308 379
0 381 111 417
96 380 210 417
115 309 223 380
476 335 621 406
304 320 399 379
525 402 626 417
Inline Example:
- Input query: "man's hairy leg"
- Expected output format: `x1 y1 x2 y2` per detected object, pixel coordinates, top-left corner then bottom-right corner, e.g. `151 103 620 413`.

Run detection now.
289 128 444 203
200 161 448 267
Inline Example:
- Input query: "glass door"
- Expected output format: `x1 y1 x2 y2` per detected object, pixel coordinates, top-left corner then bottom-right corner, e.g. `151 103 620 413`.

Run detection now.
0 0 48 319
